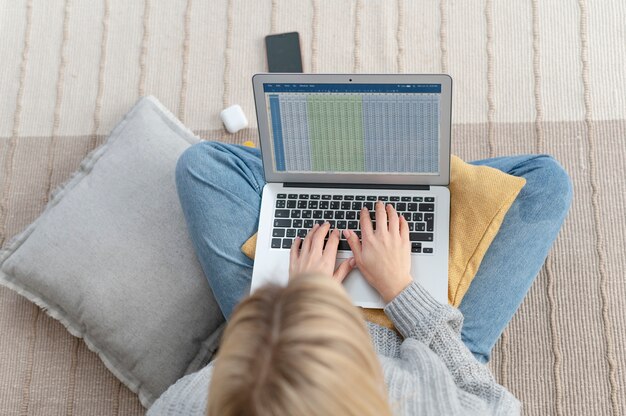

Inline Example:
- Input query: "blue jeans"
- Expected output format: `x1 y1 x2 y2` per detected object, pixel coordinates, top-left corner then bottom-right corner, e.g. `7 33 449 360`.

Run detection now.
175 142 572 363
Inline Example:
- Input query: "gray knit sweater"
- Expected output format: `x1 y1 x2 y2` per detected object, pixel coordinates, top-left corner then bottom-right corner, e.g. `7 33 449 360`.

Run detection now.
148 282 520 415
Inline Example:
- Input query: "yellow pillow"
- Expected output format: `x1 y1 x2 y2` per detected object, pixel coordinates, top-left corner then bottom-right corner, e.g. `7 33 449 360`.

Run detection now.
241 155 525 329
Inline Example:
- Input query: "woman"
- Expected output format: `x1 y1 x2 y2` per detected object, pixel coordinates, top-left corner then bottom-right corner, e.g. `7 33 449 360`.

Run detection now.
148 142 572 415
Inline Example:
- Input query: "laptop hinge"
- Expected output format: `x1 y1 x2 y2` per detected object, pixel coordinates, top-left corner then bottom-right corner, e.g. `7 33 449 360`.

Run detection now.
283 183 430 190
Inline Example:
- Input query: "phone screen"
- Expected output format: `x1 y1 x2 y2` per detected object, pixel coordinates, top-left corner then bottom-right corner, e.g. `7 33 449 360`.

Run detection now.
265 32 303 73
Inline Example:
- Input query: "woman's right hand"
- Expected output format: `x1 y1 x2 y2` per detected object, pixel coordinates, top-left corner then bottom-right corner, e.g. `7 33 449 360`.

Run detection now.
343 201 413 303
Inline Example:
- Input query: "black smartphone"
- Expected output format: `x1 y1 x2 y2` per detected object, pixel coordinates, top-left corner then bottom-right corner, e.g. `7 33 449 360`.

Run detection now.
265 32 303 73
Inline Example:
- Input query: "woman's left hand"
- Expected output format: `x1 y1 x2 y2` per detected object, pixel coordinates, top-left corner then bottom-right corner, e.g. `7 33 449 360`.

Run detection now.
289 222 356 282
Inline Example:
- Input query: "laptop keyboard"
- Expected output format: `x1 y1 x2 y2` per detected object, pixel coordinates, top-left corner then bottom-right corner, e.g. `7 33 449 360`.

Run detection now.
271 193 436 254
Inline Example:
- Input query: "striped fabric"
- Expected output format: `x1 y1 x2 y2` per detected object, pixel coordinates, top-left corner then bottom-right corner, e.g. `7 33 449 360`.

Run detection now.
0 1 625 415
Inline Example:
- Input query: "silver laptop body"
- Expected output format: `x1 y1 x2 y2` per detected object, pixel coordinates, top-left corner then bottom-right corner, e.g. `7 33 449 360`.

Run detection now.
250 73 452 307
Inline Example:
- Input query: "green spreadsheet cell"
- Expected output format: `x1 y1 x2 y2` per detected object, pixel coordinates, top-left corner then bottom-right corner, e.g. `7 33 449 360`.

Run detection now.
307 95 365 172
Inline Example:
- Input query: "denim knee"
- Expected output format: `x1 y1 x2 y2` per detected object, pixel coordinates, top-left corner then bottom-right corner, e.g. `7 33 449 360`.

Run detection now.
530 155 573 200
176 141 211 173
175 141 221 186
519 155 573 221
175 141 265 197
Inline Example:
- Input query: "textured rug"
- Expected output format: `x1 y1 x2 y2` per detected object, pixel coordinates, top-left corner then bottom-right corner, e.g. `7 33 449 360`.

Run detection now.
1 1 625 415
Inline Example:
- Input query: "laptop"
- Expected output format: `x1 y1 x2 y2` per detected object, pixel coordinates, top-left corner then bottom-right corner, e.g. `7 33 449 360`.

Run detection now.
250 73 452 307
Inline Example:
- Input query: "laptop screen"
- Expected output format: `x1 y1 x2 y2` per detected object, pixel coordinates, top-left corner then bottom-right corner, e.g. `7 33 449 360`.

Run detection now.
262 83 441 175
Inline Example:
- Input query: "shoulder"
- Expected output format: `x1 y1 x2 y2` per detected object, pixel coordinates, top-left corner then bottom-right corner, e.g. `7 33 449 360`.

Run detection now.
147 363 214 416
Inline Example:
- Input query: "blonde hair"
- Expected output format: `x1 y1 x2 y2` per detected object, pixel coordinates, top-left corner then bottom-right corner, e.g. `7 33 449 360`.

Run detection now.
207 274 392 416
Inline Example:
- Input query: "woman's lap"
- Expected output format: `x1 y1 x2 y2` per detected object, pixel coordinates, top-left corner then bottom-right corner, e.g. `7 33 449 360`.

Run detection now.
175 142 572 363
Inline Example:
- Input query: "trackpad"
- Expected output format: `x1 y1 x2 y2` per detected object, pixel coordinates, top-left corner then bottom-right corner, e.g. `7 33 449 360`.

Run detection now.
337 259 384 309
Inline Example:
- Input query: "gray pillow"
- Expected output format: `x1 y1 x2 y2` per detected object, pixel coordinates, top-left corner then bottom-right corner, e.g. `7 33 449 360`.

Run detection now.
0 96 225 407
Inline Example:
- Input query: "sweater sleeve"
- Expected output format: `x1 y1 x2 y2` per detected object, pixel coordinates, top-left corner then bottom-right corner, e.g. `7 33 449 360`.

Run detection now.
384 281 521 415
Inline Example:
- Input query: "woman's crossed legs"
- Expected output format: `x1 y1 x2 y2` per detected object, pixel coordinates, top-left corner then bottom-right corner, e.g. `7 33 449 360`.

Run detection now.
175 141 572 363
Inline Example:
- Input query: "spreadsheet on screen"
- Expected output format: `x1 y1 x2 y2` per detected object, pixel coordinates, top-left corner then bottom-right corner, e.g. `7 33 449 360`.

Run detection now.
263 83 441 175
